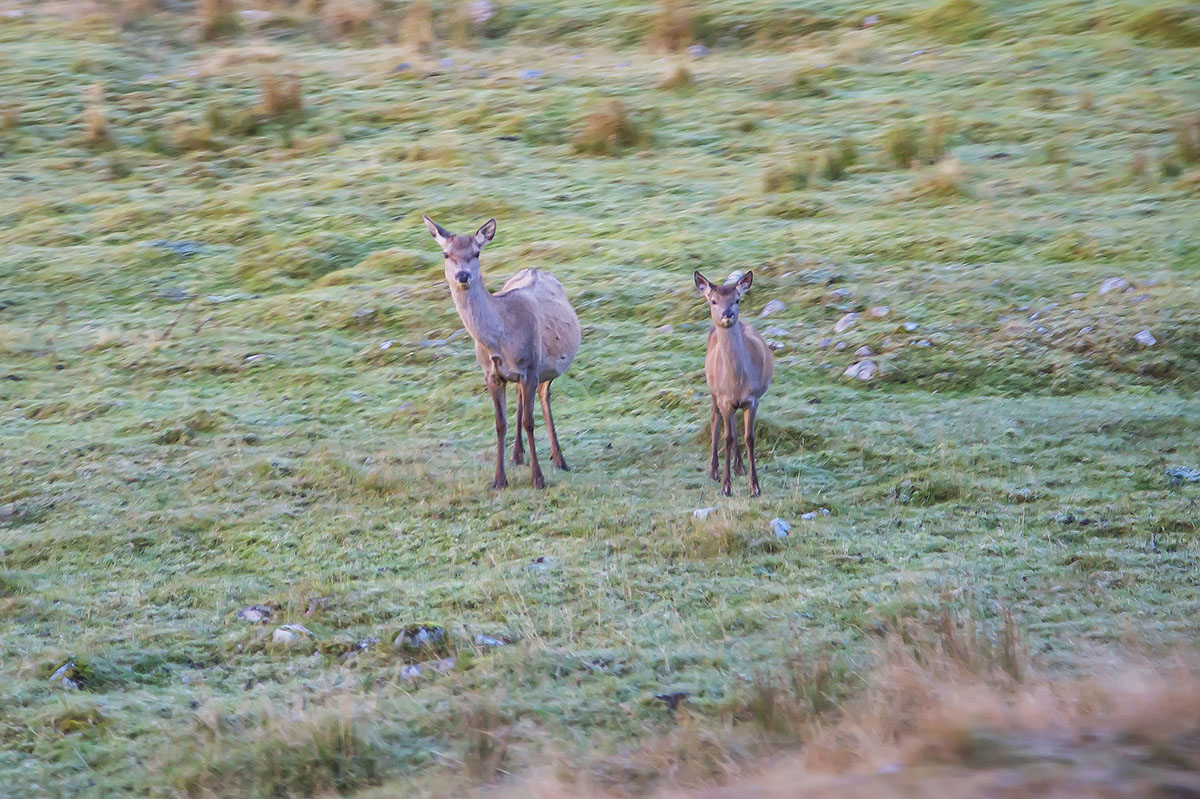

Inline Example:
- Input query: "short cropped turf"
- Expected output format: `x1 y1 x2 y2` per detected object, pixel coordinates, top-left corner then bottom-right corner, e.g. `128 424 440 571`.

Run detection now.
1 1 1198 796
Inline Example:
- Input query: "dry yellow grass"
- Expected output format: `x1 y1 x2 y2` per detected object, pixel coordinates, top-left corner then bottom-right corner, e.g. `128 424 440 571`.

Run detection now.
322 0 374 37
81 83 108 145
647 0 694 52
401 0 436 58
258 73 303 116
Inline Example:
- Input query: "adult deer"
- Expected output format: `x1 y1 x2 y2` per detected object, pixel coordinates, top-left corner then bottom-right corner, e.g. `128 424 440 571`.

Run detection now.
423 215 580 490
694 271 774 497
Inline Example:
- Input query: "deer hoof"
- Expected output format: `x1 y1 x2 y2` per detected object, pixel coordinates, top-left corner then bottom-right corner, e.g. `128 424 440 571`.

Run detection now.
721 483 732 497
492 477 508 490
554 459 570 471
532 474 546 490
709 469 719 482
750 485 761 498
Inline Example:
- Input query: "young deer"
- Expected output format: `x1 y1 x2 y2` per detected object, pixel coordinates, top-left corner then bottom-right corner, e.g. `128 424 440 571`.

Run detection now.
694 271 775 497
424 215 580 490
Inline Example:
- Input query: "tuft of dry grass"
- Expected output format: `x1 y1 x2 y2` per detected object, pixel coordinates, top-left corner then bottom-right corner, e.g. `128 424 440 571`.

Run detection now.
659 64 693 90
883 121 919 168
761 160 810 193
82 83 109 146
1124 4 1200 47
258 74 303 116
0 105 18 132
1130 149 1150 182
908 157 970 199
322 0 374 38
647 0 694 52
883 116 951 169
1174 114 1200 164
458 700 515 783
572 100 649 156
401 0 436 58
198 0 240 41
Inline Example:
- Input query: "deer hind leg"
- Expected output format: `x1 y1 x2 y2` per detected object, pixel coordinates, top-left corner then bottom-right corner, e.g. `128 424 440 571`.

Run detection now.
708 399 720 481
744 401 760 497
538 380 569 471
519 374 546 489
487 374 508 489
721 405 736 497
511 387 526 465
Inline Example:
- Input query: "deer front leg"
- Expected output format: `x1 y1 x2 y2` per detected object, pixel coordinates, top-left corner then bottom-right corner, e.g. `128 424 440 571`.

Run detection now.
721 405 736 497
538 380 568 471
487 374 508 489
708 399 720 481
519 374 546 489
511 388 525 465
733 407 746 476
744 401 760 497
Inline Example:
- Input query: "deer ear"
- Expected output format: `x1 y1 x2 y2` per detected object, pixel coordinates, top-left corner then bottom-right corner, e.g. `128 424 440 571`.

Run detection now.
735 270 754 297
694 271 714 295
474 218 497 247
423 214 451 247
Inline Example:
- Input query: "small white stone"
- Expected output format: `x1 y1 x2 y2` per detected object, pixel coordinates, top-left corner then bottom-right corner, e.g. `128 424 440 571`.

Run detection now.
768 517 791 537
916 339 932 348
692 506 717 520
903 322 919 332
1134 329 1157 347
833 312 860 334
656 324 674 334
854 345 874 357
1099 277 1130 294
868 306 889 318
763 326 789 337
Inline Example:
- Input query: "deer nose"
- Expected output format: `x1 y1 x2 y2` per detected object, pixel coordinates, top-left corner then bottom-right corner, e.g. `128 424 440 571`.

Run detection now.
722 308 736 319
454 271 470 286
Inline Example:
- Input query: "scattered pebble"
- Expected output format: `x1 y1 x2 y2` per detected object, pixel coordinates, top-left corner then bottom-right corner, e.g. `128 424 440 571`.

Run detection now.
915 339 932 348
474 634 507 648
1165 466 1200 485
817 338 833 349
519 69 545 79
1071 292 1086 299
394 625 447 651
236 604 273 624
420 338 447 347
854 345 874 357
1099 277 1130 294
862 14 880 27
766 340 785 351
391 62 411 73
833 313 859 334
868 306 889 318
438 57 455 68
243 354 268 364
687 44 710 58
829 288 853 300
843 359 877 381
49 659 80 689
656 324 674 334
760 299 786 317
654 691 691 710
1133 329 1157 347
768 517 791 538
693 506 718 520
468 0 495 23
147 239 205 256
800 507 831 520
272 624 314 645
834 341 847 350
763 326 789 337
379 340 394 350
529 555 559 570
345 390 367 402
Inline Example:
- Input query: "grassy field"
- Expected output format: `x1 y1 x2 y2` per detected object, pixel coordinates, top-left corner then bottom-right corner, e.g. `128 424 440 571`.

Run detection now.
1 1 1199 796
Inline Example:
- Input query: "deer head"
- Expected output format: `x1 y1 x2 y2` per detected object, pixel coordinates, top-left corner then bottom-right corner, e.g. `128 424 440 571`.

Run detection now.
695 270 753 328
423 215 497 291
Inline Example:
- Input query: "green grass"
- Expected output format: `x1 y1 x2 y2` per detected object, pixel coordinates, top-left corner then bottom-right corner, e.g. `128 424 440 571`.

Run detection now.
1 2 1199 796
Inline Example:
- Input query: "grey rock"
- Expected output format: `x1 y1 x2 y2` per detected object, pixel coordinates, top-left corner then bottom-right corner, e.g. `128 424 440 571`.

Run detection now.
656 324 674 334
760 299 787 317
1166 466 1200 485
817 338 833 348
272 624 314 645
519 69 544 79
687 44 709 58
834 341 847 350
833 312 860 334
763 326 789 337
236 604 273 624
1099 277 1130 294
1134 329 1157 347
915 339 932 348
474 634 507 648
868 306 890 318
854 345 874 357
843 359 877 381
692 506 718 520
394 625 447 651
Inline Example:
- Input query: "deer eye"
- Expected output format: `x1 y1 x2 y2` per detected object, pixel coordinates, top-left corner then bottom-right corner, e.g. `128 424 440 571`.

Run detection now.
442 251 449 258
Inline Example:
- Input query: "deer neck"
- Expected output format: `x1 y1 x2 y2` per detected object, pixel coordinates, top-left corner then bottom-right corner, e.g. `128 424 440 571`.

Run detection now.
452 277 505 352
712 321 753 375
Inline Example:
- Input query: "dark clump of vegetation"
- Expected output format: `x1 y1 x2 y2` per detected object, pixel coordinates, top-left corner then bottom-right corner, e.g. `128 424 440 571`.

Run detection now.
883 116 951 168
259 74 303 117
1124 5 1200 47
647 0 694 52
911 0 996 42
659 64 694 90
1175 114 1200 165
761 159 811 193
197 0 240 41
572 100 649 155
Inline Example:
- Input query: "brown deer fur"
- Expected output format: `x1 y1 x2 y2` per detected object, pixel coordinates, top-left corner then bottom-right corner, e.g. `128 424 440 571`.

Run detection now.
424 215 581 489
695 270 775 496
